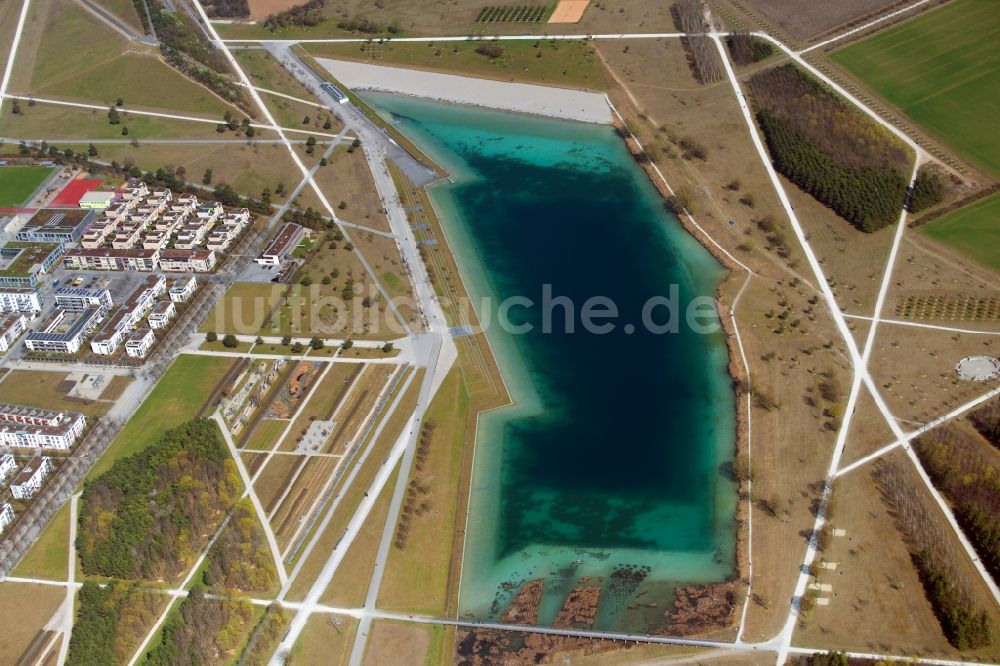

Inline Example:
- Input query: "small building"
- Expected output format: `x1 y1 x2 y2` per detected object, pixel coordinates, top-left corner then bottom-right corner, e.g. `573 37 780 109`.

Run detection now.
78 191 115 210
10 457 52 500
16 209 95 244
320 81 350 104
63 247 159 271
54 287 113 313
121 179 149 201
169 276 197 303
25 306 105 355
0 502 13 534
0 453 16 484
124 327 154 358
256 223 304 266
0 314 27 353
0 288 41 316
147 300 175 330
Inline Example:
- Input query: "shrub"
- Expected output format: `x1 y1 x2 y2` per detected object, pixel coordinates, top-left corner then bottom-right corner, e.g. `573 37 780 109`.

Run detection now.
475 42 505 59
222 334 239 348
909 165 946 213
206 331 218 342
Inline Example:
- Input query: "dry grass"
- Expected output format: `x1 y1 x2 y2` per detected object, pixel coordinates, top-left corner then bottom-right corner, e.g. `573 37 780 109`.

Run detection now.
0 369 114 418
360 619 431 665
738 0 900 41
293 615 357 665
304 146 390 233
0 582 66 665
98 375 133 401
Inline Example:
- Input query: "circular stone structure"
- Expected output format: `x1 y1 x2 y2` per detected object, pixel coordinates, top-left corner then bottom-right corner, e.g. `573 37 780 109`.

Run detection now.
956 356 1000 381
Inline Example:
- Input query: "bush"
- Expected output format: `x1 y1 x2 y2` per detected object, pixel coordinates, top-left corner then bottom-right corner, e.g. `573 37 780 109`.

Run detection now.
264 0 325 30
727 32 775 65
222 334 239 348
475 42 505 59
909 165 946 213
206 331 218 342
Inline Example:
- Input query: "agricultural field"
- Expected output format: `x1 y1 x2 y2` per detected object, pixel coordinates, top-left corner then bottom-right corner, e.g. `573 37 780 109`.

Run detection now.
475 4 550 23
738 0 898 41
830 0 1000 178
0 165 52 207
921 193 1000 272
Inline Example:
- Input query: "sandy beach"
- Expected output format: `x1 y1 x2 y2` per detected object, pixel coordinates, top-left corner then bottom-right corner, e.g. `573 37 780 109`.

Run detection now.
313 58 612 124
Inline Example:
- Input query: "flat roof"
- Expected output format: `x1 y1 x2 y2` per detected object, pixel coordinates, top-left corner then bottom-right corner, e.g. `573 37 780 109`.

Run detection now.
260 222 303 259
0 243 61 277
27 307 103 343
23 208 93 231
66 247 158 259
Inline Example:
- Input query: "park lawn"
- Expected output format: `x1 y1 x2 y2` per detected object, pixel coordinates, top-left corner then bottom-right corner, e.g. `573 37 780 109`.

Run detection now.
200 340 254 353
0 166 53 207
320 464 399 607
36 53 241 118
98 375 133 401
293 615 357 665
0 102 229 141
830 0 1000 177
86 354 237 480
11 500 69 580
25 1 125 92
243 418 286 451
922 193 1000 272
306 38 612 91
93 141 296 201
233 49 342 133
0 370 113 419
376 368 468 615
95 0 144 33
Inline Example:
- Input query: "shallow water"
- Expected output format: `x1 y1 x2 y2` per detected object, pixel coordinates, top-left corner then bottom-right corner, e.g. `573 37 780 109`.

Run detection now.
365 92 738 630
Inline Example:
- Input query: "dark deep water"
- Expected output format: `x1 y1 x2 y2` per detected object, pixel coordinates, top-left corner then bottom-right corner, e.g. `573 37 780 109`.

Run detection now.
366 93 737 629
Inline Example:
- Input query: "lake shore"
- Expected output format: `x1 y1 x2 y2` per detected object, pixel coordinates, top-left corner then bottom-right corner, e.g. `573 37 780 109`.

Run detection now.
314 57 613 124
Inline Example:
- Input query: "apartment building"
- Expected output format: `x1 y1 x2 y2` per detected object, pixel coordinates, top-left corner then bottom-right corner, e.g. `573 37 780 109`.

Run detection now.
63 248 159 271
147 300 175 329
0 453 15 484
24 307 104 355
0 503 13 534
54 287 112 313
0 314 27 353
0 288 41 316
10 457 52 499
0 403 86 450
169 276 197 303
159 249 216 273
124 327 154 357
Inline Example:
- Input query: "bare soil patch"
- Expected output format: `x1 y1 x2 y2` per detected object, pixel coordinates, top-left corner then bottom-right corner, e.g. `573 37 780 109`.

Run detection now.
548 0 590 23
248 0 298 21
740 0 900 40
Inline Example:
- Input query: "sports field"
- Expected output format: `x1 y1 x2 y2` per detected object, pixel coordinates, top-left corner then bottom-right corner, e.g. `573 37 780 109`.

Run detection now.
922 193 1000 272
831 0 1000 177
0 165 53 207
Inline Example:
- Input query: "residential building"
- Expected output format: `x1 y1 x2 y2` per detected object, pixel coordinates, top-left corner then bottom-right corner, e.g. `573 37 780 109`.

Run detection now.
10 457 52 499
0 243 65 288
25 306 104 355
159 249 216 273
256 223 304 266
124 327 154 357
122 179 149 201
0 403 85 450
91 276 164 355
147 300 175 329
54 287 112 313
169 276 197 302
79 191 115 209
0 314 27 353
0 503 13 534
16 209 95 244
0 288 41 316
63 248 159 271
0 453 15 484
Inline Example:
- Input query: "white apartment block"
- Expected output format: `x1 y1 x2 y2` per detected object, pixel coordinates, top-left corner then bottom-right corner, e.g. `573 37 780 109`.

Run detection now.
122 179 149 201
0 453 16 484
91 276 165 355
0 314 27 353
0 403 86 450
147 300 175 329
54 287 112 313
124 327 154 357
10 457 52 500
169 276 197 302
0 503 14 534
64 248 159 271
0 288 41 316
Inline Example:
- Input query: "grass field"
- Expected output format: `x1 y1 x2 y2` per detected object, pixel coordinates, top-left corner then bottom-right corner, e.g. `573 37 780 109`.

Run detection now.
243 418 287 451
0 102 233 141
11 501 70 580
87 354 236 479
0 166 52 207
830 0 1000 177
922 192 1000 271
0 582 66 666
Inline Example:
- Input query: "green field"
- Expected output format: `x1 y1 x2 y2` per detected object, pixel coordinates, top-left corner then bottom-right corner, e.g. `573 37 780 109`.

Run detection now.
87 354 236 480
831 0 1000 177
922 193 1000 271
0 166 53 207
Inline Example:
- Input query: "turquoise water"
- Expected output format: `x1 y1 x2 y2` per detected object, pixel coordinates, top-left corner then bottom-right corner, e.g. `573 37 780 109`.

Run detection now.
366 93 738 631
